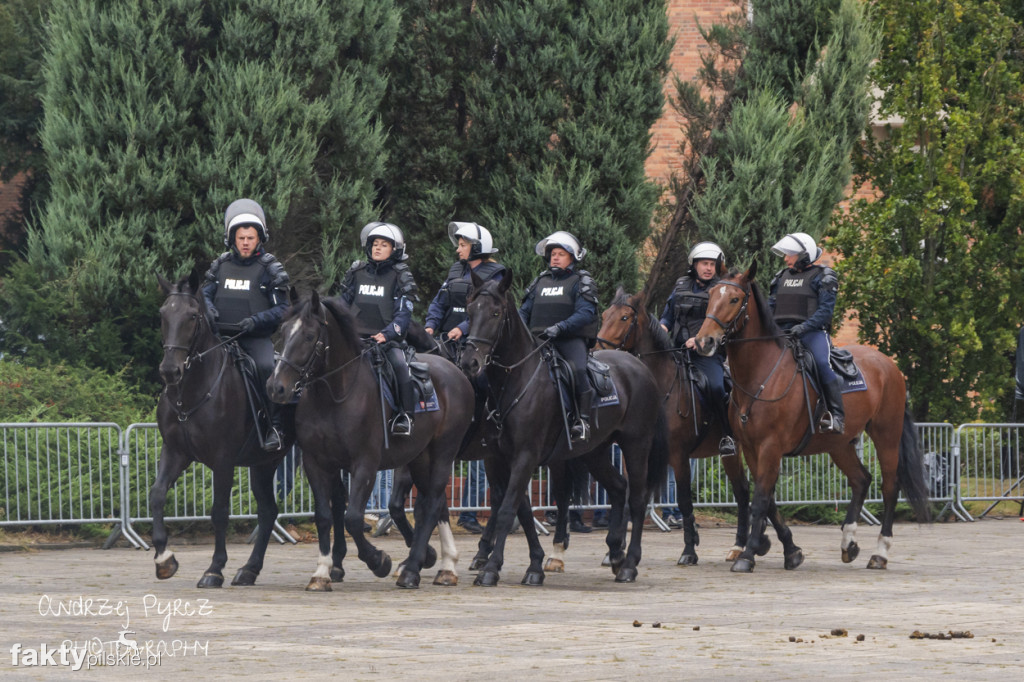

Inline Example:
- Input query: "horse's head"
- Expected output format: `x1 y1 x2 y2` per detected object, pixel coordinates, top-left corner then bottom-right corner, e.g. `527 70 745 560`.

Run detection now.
596 286 646 352
157 270 211 386
268 288 328 404
461 269 515 378
694 260 756 357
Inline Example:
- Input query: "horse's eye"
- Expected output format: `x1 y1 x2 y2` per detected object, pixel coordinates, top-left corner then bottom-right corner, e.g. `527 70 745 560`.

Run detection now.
731 297 740 304
492 311 500 317
621 315 629 322
304 333 315 342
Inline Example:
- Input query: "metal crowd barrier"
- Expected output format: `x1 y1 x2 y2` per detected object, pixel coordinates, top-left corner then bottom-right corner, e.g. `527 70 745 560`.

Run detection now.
4 421 1022 544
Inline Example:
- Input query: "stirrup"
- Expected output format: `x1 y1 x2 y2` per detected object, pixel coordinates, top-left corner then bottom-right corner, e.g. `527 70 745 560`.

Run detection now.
818 412 844 434
718 436 736 456
570 419 590 443
391 413 413 436
262 427 283 452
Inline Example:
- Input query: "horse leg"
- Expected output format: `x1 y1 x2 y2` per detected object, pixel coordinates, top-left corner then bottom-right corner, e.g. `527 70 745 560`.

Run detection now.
150 445 190 580
731 451 781 573
584 452 628 574
197 466 235 588
345 466 392 579
329 476 348 582
723 451 750 562
396 455 449 589
544 461 571 573
231 464 280 585
304 458 342 591
617 435 653 582
433 512 460 586
828 440 873 565
469 456 505 571
674 454 699 566
474 452 533 587
389 467 437 571
764 495 803 570
868 436 902 570
518 494 546 586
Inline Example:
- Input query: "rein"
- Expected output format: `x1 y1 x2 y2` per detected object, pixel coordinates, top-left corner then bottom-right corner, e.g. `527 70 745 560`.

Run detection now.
161 291 234 421
282 304 371 404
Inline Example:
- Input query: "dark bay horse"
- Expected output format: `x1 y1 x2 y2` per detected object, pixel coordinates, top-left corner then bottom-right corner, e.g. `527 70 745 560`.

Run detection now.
267 290 475 590
154 271 297 587
694 262 930 572
460 271 669 585
597 286 751 564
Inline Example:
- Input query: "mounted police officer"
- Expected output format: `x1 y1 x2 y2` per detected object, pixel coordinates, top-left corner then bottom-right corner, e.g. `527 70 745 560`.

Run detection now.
769 232 844 434
338 222 418 436
424 222 506 348
519 231 600 442
202 198 290 451
659 241 736 456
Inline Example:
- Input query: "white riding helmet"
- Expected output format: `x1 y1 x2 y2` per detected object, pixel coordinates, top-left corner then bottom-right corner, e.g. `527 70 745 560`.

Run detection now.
448 221 498 258
223 198 268 246
360 221 408 261
534 230 586 262
771 232 822 264
688 241 724 266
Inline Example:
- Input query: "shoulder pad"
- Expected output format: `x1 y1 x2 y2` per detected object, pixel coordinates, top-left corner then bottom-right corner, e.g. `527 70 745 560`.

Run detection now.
260 253 290 288
524 273 543 297
351 260 367 271
576 270 599 304
818 267 839 292
394 262 418 298
205 252 232 282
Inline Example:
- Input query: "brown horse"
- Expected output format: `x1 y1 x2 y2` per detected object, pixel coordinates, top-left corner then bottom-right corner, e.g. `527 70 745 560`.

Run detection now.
694 262 930 572
597 286 751 564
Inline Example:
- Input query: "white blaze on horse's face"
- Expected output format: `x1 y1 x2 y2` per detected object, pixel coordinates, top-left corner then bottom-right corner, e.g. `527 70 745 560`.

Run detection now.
718 284 729 298
282 317 302 345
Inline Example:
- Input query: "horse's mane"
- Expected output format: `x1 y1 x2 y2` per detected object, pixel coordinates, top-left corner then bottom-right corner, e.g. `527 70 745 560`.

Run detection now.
317 295 362 350
746 277 784 346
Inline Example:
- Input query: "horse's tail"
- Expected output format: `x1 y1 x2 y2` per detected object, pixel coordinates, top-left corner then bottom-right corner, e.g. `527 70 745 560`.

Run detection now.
645 409 671 503
897 405 932 523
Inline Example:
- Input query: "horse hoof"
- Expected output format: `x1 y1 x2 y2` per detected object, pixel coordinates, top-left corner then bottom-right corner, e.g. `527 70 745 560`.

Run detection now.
330 566 345 583
521 570 545 586
614 567 638 583
155 555 179 580
725 548 742 562
731 557 755 573
842 541 860 564
601 553 612 567
423 545 437 570
372 553 393 579
784 549 804 570
305 577 332 592
867 555 888 570
609 557 624 575
754 535 772 557
473 570 500 587
396 570 421 589
544 557 565 573
677 552 698 566
197 572 224 588
231 567 259 586
433 570 458 586
469 556 487 571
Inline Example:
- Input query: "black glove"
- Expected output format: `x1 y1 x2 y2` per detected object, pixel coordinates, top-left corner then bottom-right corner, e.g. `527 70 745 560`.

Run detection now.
543 324 562 339
788 323 808 337
238 317 256 334
207 305 219 321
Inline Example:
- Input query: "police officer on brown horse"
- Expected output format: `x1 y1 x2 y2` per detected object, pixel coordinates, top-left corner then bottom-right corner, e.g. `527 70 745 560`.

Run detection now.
338 222 418 436
519 231 600 442
202 198 290 451
769 232 845 434
659 241 736 456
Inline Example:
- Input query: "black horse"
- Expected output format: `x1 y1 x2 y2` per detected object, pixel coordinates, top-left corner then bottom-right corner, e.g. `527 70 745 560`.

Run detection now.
153 271 300 588
267 290 475 590
460 271 669 585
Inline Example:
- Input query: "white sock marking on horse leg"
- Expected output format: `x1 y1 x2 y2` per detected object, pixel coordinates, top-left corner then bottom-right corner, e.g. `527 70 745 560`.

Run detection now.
155 549 174 565
312 553 332 579
550 542 567 563
437 521 459 573
875 534 893 560
841 522 858 550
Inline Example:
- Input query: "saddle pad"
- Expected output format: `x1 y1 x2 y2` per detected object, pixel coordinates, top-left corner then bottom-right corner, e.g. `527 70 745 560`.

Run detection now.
553 373 621 409
380 382 441 414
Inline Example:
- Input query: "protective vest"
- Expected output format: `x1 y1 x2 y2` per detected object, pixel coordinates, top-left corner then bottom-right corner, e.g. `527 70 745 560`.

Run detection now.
350 265 400 336
773 266 822 324
440 261 506 333
212 257 273 331
527 270 599 339
670 275 718 342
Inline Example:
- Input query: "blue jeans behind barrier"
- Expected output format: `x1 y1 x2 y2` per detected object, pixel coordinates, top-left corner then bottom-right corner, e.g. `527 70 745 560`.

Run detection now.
367 469 394 514
459 460 488 523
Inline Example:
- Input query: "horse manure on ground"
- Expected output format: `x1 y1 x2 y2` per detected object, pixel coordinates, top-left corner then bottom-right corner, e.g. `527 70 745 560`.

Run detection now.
909 630 974 640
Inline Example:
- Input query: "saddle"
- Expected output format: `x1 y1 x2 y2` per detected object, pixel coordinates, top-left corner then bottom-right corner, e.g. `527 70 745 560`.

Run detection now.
227 343 276 451
546 348 615 399
369 343 437 409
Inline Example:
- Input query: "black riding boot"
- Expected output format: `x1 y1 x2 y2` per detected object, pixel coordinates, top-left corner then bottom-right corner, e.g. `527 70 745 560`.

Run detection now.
716 394 736 456
571 388 594 442
263 405 283 451
819 378 846 434
392 379 416 436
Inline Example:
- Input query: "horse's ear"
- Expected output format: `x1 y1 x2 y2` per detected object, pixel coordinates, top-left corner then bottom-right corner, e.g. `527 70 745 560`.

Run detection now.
746 257 759 281
717 258 727 278
497 268 513 295
156 272 173 295
310 289 320 308
470 269 485 292
187 268 201 294
289 287 299 306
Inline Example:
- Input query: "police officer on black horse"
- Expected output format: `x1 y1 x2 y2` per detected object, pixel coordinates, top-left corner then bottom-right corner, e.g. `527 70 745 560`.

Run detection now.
424 222 506 357
519 231 600 442
203 198 290 451
338 222 419 436
659 241 736 456
768 231 845 434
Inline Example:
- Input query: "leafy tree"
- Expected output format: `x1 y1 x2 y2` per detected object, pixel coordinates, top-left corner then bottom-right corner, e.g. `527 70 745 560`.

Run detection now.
832 0 1024 422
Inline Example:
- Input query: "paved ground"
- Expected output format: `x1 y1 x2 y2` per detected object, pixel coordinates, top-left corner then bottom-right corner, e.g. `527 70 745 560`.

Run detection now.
1 517 1022 680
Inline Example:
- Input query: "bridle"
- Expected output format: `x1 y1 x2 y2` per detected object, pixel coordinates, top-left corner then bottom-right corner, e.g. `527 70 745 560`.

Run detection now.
596 301 640 352
276 305 330 394
704 279 750 340
161 291 207 372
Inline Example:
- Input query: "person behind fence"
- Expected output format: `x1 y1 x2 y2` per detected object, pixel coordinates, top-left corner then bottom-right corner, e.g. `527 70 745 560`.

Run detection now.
659 241 736 457
519 231 600 442
424 221 505 533
768 231 844 434
337 222 418 435
203 198 290 451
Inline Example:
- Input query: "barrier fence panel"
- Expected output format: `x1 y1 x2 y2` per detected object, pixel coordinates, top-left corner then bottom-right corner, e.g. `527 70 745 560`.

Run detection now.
955 423 1024 519
0 423 122 529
